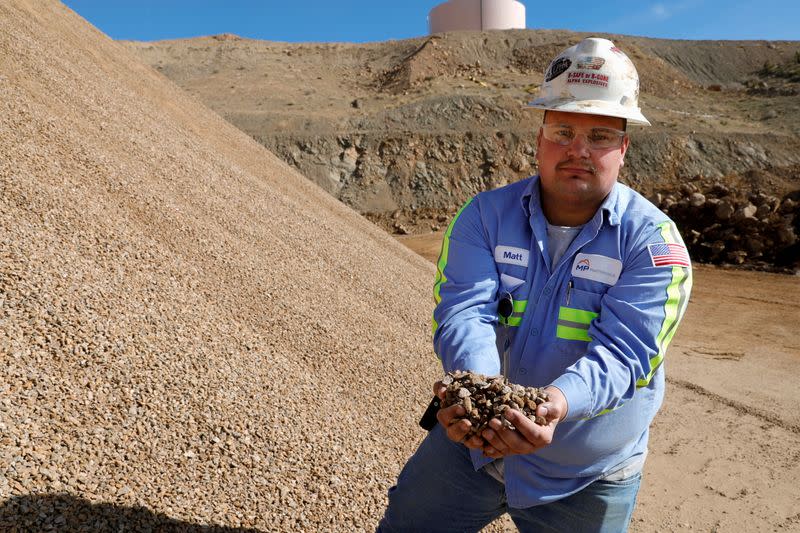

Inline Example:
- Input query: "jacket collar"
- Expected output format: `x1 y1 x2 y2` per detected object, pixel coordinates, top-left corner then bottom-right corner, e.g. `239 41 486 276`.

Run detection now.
520 175 621 227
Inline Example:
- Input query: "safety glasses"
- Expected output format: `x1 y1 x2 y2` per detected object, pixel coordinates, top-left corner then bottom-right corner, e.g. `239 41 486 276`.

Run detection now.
541 124 626 150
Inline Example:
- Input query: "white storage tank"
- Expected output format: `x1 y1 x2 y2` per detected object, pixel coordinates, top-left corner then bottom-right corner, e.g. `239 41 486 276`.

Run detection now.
429 0 526 34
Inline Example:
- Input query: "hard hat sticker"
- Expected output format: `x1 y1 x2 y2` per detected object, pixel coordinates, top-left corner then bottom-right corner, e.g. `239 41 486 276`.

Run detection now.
567 71 609 88
610 46 627 56
545 57 571 82
576 56 605 70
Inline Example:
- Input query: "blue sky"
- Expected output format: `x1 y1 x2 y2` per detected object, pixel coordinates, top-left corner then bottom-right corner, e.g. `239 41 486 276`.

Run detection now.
63 1 799 43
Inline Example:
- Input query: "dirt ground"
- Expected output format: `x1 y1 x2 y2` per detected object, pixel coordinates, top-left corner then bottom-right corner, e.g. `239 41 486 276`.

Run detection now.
399 231 800 532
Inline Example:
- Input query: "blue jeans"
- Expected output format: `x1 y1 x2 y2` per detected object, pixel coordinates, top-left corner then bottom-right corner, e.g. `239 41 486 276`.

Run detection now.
378 425 641 533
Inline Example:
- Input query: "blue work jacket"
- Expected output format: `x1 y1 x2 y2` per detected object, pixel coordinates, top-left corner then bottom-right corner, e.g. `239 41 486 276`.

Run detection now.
432 175 692 507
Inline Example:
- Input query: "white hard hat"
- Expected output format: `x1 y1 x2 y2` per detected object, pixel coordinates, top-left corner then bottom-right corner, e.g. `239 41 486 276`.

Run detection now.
528 37 650 126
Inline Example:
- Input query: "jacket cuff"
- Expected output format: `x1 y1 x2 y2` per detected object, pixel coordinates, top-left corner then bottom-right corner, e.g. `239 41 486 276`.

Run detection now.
443 351 501 377
550 372 593 422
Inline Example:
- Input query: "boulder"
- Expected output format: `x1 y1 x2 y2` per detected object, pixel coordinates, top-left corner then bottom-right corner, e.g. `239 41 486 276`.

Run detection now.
727 251 748 264
715 200 735 220
689 192 706 208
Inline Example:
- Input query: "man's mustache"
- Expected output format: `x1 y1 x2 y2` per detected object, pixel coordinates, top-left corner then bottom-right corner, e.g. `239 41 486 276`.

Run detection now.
556 160 596 174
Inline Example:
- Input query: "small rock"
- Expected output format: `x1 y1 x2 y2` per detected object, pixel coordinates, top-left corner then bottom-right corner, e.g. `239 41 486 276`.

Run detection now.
776 225 797 246
734 204 758 222
689 192 706 208
649 192 663 206
756 203 772 219
727 251 747 264
40 468 59 482
715 201 735 220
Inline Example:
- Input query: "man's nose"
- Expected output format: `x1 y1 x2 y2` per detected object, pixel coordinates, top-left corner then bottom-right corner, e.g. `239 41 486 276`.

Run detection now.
566 134 592 158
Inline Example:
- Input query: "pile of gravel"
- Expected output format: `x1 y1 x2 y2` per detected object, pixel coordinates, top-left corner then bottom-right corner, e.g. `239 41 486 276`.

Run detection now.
441 371 549 438
651 176 799 272
0 1 446 531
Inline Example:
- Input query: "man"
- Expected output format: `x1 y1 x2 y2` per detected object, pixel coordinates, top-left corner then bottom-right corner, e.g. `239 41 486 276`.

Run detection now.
378 37 692 532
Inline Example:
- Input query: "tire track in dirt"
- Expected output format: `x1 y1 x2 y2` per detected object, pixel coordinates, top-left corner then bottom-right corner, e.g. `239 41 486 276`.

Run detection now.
692 291 798 308
667 377 800 435
729 295 797 307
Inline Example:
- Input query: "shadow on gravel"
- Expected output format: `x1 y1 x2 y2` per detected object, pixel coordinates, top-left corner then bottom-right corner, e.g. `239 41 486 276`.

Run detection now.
0 494 265 532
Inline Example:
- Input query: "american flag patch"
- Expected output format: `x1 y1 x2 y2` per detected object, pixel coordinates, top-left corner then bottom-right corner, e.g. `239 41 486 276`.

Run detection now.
576 56 605 70
648 243 690 268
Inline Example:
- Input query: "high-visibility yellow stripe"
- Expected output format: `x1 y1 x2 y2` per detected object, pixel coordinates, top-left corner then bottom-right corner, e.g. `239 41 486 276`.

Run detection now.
432 199 473 335
499 315 523 327
499 299 528 327
584 222 691 419
558 306 598 325
556 324 593 342
636 221 692 388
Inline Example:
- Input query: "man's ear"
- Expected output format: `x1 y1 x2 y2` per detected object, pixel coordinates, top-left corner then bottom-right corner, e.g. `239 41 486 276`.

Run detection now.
619 134 630 163
535 128 543 156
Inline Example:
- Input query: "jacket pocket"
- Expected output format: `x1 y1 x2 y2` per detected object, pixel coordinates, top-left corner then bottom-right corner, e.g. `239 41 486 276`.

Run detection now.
497 270 528 327
556 287 601 342
554 287 604 363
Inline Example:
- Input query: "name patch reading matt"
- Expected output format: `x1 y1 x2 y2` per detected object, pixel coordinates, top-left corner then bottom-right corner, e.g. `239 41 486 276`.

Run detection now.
571 253 622 285
495 246 529 267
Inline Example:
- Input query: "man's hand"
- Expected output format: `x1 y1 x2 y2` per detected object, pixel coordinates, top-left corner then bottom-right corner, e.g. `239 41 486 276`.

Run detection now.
480 385 568 458
433 381 486 450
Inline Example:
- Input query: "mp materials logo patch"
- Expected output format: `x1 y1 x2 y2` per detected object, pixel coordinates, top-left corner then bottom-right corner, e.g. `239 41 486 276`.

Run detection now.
571 254 622 285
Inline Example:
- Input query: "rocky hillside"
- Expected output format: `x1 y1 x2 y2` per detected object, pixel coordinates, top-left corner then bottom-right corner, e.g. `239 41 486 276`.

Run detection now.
1 1 439 530
126 31 800 271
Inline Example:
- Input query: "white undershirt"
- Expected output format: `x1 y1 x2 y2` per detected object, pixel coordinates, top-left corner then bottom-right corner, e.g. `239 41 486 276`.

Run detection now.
546 222 583 270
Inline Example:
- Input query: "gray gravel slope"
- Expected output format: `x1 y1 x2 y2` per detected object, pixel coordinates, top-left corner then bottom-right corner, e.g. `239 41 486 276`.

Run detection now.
0 1 439 530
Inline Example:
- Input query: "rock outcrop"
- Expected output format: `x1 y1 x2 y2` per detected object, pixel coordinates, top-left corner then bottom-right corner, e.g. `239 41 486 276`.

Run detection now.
126 31 800 272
